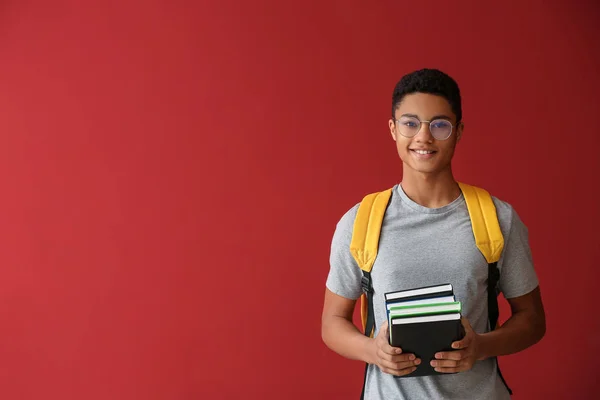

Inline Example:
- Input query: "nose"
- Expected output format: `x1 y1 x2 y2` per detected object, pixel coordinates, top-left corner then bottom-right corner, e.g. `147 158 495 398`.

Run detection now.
414 121 434 143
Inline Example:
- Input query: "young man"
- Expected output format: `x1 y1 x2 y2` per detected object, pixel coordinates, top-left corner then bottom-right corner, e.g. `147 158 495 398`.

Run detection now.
321 69 546 399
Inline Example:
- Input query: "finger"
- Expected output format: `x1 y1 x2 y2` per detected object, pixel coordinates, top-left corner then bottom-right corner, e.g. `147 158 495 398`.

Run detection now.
434 350 465 361
452 317 474 349
376 321 404 355
430 359 460 368
377 337 403 356
380 363 419 377
379 357 420 371
452 334 472 350
379 320 389 336
389 353 417 363
378 347 418 366
461 316 473 333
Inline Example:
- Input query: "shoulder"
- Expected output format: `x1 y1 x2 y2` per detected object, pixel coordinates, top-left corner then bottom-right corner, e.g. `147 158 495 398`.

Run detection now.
335 202 360 232
491 195 515 220
490 194 526 238
336 186 395 226
333 186 395 237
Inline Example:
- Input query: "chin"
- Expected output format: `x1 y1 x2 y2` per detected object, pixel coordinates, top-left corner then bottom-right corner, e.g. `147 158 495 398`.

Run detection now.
413 167 439 174
405 161 445 175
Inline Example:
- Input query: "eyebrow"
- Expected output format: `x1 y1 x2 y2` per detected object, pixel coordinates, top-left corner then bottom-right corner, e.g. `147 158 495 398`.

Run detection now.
399 113 453 121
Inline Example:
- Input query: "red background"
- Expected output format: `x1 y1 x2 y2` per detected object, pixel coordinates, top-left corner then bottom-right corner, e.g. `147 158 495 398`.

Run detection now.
0 1 598 399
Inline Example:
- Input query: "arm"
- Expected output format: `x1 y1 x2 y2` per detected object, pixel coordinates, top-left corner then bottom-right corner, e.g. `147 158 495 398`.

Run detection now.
432 204 545 372
477 286 546 359
321 288 419 375
321 289 372 363
431 286 546 372
476 205 546 359
323 205 418 376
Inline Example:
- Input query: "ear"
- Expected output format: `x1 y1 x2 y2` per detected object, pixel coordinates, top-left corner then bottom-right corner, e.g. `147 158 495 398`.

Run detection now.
389 119 397 141
456 122 464 143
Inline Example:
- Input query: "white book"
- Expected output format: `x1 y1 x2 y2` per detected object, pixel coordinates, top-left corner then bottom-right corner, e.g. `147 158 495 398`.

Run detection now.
385 283 453 302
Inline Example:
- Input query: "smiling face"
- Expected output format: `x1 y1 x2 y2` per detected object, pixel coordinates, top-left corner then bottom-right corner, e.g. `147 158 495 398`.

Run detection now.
389 92 463 176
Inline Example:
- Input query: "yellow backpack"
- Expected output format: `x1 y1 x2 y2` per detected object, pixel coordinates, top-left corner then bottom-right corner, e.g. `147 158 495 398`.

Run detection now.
350 182 511 395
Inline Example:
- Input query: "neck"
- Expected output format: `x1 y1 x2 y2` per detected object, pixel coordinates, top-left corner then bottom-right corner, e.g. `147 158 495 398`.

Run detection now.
400 166 461 208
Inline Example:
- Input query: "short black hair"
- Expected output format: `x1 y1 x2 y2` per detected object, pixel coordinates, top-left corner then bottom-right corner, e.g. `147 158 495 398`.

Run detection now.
391 68 462 122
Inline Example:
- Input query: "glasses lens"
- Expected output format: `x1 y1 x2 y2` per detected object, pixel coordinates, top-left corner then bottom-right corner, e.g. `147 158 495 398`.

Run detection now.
430 119 452 140
397 116 420 137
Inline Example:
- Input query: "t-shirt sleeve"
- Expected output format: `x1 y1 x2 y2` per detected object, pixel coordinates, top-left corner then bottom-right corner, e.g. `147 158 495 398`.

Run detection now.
496 203 539 299
325 204 363 300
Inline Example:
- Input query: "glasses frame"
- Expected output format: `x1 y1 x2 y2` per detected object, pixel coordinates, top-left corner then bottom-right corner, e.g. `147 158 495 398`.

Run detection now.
394 116 454 141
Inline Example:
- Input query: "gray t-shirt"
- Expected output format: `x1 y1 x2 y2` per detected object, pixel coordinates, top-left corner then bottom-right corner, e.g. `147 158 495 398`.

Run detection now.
326 184 539 400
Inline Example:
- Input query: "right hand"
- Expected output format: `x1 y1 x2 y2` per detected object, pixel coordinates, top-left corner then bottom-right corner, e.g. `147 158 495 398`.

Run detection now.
369 320 421 376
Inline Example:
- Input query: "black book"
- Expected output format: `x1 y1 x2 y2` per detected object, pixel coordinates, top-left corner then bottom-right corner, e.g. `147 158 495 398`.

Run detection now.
390 313 465 378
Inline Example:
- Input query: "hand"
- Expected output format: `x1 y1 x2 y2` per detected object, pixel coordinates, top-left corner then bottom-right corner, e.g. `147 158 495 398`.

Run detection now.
430 317 482 373
369 320 420 376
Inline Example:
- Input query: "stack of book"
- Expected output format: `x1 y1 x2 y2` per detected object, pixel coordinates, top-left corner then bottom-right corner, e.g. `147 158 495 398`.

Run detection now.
385 283 465 377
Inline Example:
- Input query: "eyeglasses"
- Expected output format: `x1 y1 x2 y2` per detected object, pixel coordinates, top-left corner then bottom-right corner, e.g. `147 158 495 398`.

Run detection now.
394 116 454 141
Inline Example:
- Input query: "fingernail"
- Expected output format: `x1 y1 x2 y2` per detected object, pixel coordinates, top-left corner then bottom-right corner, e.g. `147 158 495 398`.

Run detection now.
395 348 402 354
434 368 440 372
409 354 415 360
435 353 441 359
430 361 436 367
415 359 421 365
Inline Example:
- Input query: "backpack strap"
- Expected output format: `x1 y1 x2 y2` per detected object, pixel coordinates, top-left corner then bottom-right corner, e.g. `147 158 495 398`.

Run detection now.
349 188 393 400
458 182 512 395
458 182 505 329
349 188 393 338
458 183 504 264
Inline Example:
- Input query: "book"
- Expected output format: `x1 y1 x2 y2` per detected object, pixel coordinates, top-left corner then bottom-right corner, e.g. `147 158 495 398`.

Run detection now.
390 313 465 377
384 283 454 303
388 302 462 321
384 283 465 378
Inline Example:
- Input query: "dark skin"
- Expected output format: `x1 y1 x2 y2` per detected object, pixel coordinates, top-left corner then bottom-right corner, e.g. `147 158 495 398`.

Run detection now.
322 93 546 376
431 287 545 372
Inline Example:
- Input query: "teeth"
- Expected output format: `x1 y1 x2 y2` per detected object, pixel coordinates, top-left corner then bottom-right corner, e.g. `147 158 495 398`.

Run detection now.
414 150 434 155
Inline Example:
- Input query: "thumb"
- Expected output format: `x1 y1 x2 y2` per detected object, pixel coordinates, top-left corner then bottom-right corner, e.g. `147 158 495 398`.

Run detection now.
461 316 473 333
452 317 473 349
377 320 389 339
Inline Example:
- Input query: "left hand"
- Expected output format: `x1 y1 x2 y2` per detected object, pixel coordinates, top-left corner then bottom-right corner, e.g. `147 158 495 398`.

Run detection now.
430 317 483 373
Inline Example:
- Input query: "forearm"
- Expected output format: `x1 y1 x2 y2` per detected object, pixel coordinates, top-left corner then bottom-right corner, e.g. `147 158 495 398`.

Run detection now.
322 316 375 364
478 310 545 360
